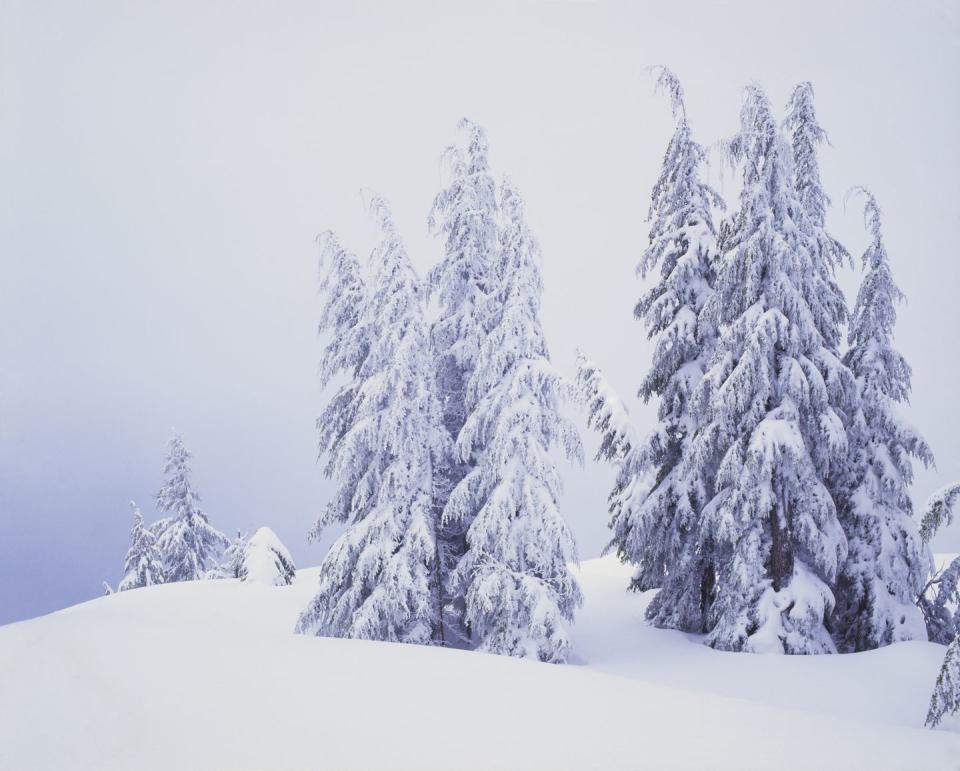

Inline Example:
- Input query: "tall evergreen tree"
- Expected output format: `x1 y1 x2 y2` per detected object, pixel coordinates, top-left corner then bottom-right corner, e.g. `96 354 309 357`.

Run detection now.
118 501 165 591
603 67 724 633
446 179 582 662
297 195 447 644
428 118 500 641
308 232 371 542
926 634 960 729
153 433 228 582
688 86 851 654
832 189 933 651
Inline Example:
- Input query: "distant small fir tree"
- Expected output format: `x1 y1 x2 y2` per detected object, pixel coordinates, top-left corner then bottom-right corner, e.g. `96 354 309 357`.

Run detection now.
152 433 229 582
118 500 165 591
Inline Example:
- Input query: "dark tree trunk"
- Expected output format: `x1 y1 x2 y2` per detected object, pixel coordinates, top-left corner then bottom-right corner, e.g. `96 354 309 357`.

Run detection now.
769 483 794 592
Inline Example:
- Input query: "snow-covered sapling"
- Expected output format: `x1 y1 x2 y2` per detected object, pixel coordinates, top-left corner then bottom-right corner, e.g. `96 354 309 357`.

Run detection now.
118 500 165 591
152 433 229 582
210 530 248 580
238 527 296 586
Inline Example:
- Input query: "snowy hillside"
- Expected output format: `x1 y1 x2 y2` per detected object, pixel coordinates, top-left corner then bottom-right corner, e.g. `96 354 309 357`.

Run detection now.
1 558 957 771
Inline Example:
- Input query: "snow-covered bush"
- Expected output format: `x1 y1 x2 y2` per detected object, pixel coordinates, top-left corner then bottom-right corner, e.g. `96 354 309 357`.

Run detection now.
238 527 296 586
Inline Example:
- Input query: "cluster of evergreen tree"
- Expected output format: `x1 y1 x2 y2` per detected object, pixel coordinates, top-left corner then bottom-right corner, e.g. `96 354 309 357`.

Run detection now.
115 432 229 590
297 121 582 662
579 70 953 659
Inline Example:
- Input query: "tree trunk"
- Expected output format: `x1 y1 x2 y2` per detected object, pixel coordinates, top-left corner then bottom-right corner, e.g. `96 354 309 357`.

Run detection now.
769 482 794 592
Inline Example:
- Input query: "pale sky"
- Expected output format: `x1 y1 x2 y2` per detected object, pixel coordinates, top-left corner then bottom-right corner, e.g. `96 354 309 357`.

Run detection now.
1 0 958 624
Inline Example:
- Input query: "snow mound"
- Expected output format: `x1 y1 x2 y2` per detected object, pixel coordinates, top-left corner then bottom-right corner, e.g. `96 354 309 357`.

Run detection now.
0 557 956 770
238 526 296 586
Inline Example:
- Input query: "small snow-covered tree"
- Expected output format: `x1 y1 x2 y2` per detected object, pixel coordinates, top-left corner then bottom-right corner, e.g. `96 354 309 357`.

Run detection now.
297 195 447 644
428 119 500 640
688 86 851 654
152 433 229 582
239 527 296 586
601 67 724 633
918 483 960 644
209 530 248 579
118 501 165 591
832 189 933 651
926 634 960 729
447 180 583 663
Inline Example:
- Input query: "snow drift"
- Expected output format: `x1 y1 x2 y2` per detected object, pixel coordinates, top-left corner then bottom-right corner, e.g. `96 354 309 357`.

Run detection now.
0 557 956 771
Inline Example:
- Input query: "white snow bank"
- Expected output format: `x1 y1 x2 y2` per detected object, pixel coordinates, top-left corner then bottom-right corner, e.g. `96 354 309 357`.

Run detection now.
0 557 956 771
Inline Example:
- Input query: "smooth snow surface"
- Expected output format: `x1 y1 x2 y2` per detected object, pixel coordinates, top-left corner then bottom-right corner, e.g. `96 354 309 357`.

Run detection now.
1 557 957 770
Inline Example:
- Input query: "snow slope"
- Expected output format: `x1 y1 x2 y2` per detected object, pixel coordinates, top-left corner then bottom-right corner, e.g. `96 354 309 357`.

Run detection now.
0 557 957 771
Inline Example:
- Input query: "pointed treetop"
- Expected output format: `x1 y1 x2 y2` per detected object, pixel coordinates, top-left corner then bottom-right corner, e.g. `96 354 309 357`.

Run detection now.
364 190 397 236
649 65 687 123
457 117 490 172
784 82 827 143
845 186 889 270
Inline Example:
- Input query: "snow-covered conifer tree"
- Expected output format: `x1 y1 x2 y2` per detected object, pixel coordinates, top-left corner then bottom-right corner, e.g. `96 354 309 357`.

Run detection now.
688 86 851 654
446 180 583 662
920 482 960 544
783 82 850 273
209 530 248 579
428 119 499 640
152 433 229 582
598 67 724 632
310 232 370 541
918 483 960 644
575 352 635 467
832 189 933 651
118 501 164 591
239 527 296 586
926 634 960 728
297 195 447 644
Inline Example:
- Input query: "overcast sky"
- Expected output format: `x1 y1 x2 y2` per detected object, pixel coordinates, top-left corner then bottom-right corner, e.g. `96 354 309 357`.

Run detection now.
1 0 958 625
